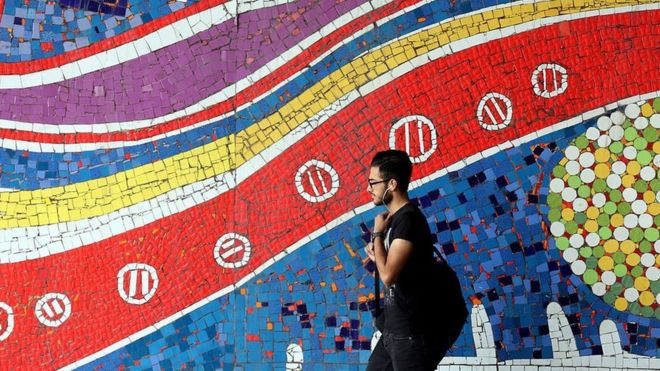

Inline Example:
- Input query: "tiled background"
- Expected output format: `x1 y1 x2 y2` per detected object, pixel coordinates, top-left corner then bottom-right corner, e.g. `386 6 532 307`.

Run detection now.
0 0 658 369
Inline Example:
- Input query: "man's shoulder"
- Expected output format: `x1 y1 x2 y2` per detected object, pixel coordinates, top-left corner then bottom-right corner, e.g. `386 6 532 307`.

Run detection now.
390 203 425 231
393 203 424 220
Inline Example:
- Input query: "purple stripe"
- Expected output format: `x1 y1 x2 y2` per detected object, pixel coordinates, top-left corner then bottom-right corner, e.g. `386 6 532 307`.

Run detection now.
0 0 368 125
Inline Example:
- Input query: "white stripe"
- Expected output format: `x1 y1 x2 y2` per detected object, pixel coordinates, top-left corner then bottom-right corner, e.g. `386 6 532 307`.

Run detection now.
129 270 138 297
404 120 410 154
0 0 393 148
307 170 320 196
42 303 55 318
484 105 498 126
315 168 329 194
0 2 651 153
417 119 425 153
221 240 237 249
0 4 656 263
141 270 150 296
221 246 243 259
58 91 660 371
51 300 64 315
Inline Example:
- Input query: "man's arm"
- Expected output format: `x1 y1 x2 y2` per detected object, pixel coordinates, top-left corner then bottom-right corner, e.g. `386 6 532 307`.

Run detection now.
373 237 413 286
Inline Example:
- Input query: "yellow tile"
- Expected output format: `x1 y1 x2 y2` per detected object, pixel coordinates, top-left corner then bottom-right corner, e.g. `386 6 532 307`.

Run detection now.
288 96 303 112
374 62 389 75
548 0 562 10
385 56 398 70
37 214 50 225
111 197 125 211
487 19 500 29
394 52 408 65
143 188 154 200
456 27 470 39
249 140 263 154
545 8 560 17
561 0 574 8
71 197 85 209
69 208 81 221
520 3 535 13
380 45 392 56
16 204 26 214
20 191 31 202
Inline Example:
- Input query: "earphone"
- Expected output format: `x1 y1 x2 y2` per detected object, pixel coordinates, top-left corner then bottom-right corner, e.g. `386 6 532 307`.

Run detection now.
380 185 394 212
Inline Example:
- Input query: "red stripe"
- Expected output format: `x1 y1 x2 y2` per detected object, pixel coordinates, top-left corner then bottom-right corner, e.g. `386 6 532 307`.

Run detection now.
0 0 419 145
0 11 657 368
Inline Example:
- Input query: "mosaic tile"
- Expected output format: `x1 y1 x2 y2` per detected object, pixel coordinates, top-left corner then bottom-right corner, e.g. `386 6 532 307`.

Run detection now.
0 0 657 369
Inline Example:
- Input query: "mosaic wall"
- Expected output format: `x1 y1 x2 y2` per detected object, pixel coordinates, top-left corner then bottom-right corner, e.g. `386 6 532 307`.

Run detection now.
0 0 658 369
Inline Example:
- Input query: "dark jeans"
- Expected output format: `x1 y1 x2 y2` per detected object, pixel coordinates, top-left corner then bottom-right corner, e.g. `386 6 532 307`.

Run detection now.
366 332 449 371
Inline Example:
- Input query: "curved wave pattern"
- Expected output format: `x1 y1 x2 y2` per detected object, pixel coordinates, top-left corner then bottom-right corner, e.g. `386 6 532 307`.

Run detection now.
0 0 372 122
78 111 659 369
0 8 652 249
0 2 653 235
0 0 456 189
0 0 657 369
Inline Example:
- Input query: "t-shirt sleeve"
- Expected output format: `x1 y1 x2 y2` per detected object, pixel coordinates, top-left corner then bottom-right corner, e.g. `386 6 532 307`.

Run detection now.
389 210 416 243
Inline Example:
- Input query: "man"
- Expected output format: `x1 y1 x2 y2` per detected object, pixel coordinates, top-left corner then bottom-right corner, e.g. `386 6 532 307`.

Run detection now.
365 150 448 371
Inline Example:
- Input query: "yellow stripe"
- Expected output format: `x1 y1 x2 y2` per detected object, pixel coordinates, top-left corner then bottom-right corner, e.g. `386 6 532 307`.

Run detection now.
0 0 651 228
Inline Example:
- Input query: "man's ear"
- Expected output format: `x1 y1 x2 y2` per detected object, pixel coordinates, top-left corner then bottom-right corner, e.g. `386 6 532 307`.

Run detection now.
388 178 398 191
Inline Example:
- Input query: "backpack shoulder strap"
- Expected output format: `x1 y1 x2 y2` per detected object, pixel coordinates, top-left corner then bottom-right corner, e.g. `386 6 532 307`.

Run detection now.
374 267 380 312
433 246 448 264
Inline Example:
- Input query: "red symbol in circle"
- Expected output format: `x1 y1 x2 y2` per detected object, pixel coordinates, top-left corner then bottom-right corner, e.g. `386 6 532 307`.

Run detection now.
41 298 66 321
35 293 72 327
295 160 339 203
214 233 251 269
118 263 159 305
0 302 13 341
388 115 437 163
476 92 513 131
532 63 568 98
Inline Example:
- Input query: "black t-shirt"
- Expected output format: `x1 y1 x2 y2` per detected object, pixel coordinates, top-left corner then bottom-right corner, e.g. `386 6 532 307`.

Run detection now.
382 202 434 335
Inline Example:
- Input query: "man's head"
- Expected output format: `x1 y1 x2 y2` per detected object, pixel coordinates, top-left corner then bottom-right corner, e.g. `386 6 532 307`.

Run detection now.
367 150 412 205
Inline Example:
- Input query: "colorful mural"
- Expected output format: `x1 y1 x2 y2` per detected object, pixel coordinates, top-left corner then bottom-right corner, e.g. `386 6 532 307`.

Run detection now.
0 0 658 369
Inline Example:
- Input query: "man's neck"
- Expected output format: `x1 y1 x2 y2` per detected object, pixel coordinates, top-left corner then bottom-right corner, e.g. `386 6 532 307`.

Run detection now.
385 193 410 215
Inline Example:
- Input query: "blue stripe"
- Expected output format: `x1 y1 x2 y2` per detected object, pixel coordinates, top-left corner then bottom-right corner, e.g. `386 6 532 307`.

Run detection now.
0 0 197 63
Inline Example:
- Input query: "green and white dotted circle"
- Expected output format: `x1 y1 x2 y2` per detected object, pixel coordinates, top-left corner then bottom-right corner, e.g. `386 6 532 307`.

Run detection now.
548 99 660 319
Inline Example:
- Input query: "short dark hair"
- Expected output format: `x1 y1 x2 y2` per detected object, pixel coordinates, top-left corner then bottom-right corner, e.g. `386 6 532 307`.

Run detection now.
370 150 413 192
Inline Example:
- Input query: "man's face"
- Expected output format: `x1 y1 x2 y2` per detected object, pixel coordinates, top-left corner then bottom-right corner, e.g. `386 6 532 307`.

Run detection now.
367 166 392 205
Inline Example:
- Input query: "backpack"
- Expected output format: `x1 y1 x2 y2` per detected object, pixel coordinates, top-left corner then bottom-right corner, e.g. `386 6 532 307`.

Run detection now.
428 246 469 346
372 246 468 348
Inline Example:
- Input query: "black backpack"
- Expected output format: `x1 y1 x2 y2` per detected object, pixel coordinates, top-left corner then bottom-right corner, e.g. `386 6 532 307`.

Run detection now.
373 246 468 348
428 246 469 346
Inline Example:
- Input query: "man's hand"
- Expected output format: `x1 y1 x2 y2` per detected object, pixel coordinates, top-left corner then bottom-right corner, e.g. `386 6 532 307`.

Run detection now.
365 242 376 262
374 211 391 233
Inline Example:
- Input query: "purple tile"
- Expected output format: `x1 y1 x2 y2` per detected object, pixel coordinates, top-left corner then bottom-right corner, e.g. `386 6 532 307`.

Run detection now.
0 0 368 125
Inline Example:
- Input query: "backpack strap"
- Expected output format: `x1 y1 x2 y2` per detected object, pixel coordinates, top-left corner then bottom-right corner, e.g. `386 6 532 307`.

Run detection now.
374 268 380 313
433 246 448 264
